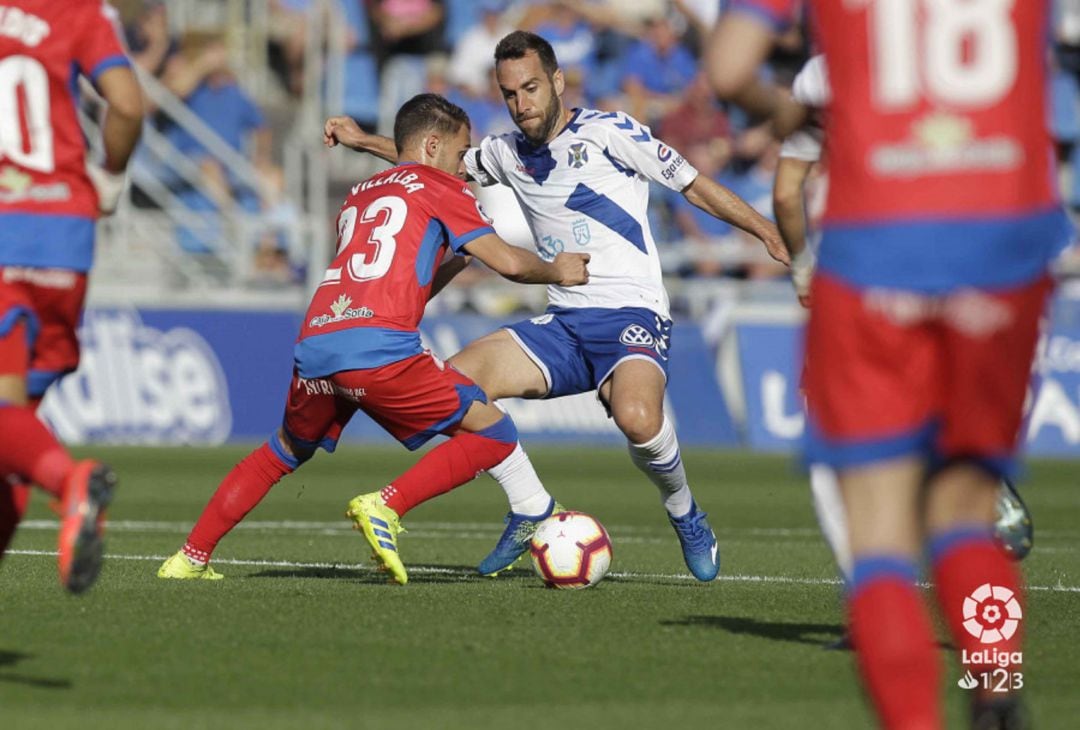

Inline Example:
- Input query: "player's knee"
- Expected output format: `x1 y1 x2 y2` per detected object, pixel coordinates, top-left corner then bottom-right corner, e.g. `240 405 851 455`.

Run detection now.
612 401 662 444
273 428 314 467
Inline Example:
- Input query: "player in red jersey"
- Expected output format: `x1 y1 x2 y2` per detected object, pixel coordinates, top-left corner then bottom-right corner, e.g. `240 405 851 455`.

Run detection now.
713 2 1070 728
0 1 143 592
158 94 589 585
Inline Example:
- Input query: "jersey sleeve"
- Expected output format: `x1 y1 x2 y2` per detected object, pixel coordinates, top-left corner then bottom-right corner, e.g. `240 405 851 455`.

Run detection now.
599 114 699 192
75 2 132 84
792 55 831 108
463 136 507 187
779 128 823 162
437 182 497 253
725 0 799 32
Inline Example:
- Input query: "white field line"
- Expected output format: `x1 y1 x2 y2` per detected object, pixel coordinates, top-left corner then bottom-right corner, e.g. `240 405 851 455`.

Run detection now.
6 549 1080 593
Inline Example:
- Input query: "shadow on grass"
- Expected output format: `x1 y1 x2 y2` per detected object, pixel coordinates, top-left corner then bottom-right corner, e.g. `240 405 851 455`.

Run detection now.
660 617 955 651
660 616 847 647
248 564 537 585
0 650 72 690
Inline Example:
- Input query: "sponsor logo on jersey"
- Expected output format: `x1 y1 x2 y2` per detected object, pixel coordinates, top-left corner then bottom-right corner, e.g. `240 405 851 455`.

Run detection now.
568 142 589 169
0 6 50 47
538 235 564 261
0 165 70 203
870 111 1022 177
660 155 686 181
38 310 232 445
572 218 591 246
308 294 375 328
620 324 655 348
657 144 672 162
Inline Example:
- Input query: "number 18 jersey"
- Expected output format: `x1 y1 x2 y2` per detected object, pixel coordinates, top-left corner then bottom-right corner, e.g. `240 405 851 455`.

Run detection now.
744 0 1072 292
295 162 495 379
0 1 131 272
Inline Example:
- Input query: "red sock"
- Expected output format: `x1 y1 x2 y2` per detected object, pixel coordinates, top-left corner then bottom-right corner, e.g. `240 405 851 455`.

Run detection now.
848 563 942 730
931 530 1024 674
183 443 294 562
380 432 515 516
0 479 31 559
0 405 73 497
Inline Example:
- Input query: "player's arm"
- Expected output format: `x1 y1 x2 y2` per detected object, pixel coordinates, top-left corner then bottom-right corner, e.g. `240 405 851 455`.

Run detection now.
772 155 815 306
429 254 472 300
89 66 145 214
463 234 590 286
681 175 790 265
324 116 398 163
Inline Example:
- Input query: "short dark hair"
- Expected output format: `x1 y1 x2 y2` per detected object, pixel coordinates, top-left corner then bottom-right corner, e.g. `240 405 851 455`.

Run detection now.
393 93 471 155
494 30 559 78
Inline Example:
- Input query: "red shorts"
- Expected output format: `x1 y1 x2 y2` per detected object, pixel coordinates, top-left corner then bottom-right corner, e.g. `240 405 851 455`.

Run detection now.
803 273 1053 478
282 351 488 452
0 268 88 397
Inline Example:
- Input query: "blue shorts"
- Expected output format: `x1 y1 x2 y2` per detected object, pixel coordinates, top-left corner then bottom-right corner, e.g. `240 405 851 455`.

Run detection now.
504 307 672 399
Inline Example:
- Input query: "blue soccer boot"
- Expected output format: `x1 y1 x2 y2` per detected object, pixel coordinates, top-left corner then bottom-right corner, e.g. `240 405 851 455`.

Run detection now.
478 499 563 576
669 501 720 581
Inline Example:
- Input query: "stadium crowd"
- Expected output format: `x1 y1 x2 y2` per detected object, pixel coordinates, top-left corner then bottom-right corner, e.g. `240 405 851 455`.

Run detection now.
108 0 1080 287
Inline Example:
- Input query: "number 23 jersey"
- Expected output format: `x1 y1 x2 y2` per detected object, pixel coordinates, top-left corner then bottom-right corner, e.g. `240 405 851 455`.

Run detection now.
295 162 494 379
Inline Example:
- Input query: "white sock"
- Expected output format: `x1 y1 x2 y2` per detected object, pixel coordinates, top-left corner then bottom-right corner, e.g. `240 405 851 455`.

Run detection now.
809 464 851 580
628 416 693 518
487 443 552 516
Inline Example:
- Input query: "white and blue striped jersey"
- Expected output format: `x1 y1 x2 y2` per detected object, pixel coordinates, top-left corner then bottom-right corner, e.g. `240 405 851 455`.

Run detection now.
465 108 699 319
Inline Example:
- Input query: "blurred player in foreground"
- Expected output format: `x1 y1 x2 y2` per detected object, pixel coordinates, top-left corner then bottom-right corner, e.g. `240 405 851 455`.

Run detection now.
158 94 588 585
0 0 143 592
774 54 1037 640
716 2 1070 728
325 30 788 583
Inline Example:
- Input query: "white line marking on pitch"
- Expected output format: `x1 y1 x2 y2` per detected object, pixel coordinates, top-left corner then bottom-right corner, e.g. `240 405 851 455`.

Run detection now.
6 549 1079 592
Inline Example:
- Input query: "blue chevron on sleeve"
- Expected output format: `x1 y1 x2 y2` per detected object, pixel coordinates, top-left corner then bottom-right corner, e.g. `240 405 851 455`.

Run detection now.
613 115 635 131
631 128 652 143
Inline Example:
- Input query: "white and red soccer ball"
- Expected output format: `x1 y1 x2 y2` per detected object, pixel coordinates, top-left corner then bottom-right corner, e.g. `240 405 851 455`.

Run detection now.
529 511 612 589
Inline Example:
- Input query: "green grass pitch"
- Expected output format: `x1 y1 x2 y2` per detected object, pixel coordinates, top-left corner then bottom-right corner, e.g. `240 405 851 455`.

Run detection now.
2 447 1078 729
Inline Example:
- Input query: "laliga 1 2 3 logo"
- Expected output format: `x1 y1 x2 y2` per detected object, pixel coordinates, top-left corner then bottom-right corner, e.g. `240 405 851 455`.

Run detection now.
958 583 1025 689
963 583 1022 644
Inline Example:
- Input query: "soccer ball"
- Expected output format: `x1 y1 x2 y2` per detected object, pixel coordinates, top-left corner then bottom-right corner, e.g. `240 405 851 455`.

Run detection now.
529 511 612 589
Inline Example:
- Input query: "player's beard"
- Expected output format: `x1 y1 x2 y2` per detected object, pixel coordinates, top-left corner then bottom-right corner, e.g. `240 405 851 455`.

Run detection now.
520 91 563 147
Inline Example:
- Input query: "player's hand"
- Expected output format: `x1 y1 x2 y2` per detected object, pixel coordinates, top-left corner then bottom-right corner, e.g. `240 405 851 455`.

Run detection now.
86 164 127 216
324 116 367 150
791 246 815 308
758 223 792 266
553 252 590 286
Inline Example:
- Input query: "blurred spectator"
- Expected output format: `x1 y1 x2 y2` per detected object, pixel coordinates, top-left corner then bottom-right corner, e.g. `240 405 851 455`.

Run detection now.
268 0 313 95
158 31 296 277
368 0 446 134
659 73 731 155
671 138 735 277
447 0 511 97
620 14 697 126
339 0 380 132
120 0 177 78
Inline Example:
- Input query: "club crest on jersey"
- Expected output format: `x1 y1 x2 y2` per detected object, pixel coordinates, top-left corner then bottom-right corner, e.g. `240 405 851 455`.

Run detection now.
572 218 591 246
657 144 672 162
568 142 589 169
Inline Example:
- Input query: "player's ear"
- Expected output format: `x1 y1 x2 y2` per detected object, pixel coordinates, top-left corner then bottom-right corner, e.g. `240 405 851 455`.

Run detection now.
552 68 565 98
424 133 440 160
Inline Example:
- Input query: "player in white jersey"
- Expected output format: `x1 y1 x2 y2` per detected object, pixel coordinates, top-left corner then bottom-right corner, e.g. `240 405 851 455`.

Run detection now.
325 31 787 582
774 56 1034 596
